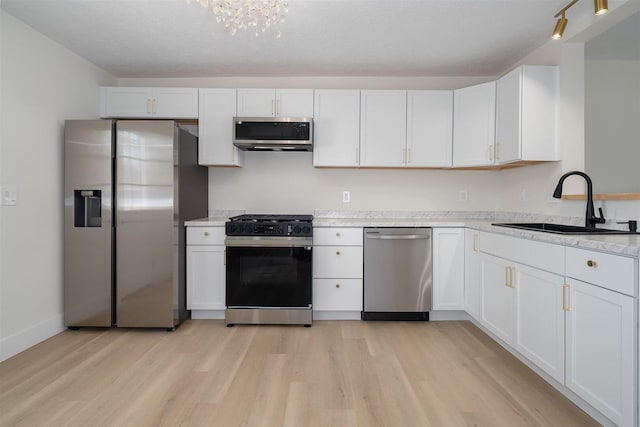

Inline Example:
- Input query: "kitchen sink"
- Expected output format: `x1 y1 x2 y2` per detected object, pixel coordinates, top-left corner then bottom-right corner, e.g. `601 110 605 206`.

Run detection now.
492 222 640 235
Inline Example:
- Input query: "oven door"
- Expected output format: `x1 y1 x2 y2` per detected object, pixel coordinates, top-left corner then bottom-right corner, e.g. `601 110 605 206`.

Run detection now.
225 236 312 308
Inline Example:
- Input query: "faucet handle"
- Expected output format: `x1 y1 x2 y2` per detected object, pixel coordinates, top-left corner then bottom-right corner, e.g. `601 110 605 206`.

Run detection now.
595 207 606 224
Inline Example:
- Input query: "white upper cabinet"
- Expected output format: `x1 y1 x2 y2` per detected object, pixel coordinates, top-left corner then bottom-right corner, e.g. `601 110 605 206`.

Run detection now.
313 90 361 167
452 81 496 167
100 87 198 119
359 90 407 167
236 88 314 117
198 88 242 167
495 65 559 164
406 91 453 167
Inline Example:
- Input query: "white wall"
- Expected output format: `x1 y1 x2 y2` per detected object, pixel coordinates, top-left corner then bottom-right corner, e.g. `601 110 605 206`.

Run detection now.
0 11 115 361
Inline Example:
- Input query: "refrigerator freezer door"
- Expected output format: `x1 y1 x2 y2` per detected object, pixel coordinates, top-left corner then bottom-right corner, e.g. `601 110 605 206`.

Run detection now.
116 121 175 328
64 120 114 327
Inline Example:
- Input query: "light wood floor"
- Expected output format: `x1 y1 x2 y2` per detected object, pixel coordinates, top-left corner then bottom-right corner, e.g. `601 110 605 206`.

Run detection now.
0 320 598 427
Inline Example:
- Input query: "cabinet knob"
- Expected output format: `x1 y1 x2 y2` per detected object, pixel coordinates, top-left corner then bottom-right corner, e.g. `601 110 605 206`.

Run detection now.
336 232 341 237
336 251 341 256
204 231 209 236
587 260 597 268
335 283 340 289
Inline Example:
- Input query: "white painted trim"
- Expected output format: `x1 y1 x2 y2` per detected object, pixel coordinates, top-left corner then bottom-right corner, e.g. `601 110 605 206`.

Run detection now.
313 311 361 320
429 310 470 321
190 310 225 320
0 314 65 362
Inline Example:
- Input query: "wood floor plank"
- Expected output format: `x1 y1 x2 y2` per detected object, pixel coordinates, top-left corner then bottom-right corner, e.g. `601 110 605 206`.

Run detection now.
0 320 600 427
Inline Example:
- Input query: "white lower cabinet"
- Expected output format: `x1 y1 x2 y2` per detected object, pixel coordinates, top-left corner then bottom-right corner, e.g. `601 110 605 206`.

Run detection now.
480 254 515 343
565 278 635 427
186 226 226 313
480 254 565 381
313 227 363 316
513 263 565 384
432 228 465 310
475 231 637 426
464 229 481 319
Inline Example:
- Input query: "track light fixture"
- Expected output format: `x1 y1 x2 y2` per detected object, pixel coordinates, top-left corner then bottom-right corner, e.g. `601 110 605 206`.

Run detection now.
551 0 609 40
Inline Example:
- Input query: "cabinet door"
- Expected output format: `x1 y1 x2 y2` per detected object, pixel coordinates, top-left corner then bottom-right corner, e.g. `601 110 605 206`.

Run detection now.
276 89 314 117
152 88 198 119
198 88 242 166
313 278 363 311
406 91 453 167
186 245 225 310
359 90 407 167
513 264 565 384
313 90 361 167
565 278 634 427
464 229 481 319
101 87 153 118
452 81 496 167
432 228 465 310
496 67 522 163
480 254 514 344
237 88 276 116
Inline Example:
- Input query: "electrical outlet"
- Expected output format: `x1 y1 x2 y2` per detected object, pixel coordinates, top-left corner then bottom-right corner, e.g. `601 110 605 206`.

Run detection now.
459 190 468 202
0 186 17 206
520 189 527 202
342 191 350 203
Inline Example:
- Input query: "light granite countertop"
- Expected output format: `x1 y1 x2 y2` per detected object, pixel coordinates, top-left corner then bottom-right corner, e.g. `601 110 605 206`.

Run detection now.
185 210 640 257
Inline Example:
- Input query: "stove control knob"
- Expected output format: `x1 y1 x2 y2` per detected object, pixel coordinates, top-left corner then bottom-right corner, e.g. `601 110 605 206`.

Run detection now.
293 225 301 235
303 226 311 235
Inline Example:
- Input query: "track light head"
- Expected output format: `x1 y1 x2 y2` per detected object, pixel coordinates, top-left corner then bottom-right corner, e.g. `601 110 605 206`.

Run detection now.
552 14 568 39
594 0 608 15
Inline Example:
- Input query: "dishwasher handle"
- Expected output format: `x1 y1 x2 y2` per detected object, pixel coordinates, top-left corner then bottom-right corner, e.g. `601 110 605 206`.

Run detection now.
365 233 431 240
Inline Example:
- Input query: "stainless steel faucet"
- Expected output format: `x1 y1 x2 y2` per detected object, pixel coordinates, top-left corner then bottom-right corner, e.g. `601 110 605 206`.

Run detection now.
552 171 606 228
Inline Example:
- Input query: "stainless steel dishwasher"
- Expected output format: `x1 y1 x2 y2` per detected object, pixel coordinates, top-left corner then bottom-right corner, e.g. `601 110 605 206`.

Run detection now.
362 228 432 320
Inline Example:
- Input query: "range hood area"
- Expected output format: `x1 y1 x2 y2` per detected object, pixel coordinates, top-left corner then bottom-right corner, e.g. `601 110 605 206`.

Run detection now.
233 117 313 151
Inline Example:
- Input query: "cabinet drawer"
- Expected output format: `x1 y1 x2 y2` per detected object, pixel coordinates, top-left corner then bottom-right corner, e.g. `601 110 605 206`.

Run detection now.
480 231 564 275
313 279 363 311
187 226 225 245
566 247 636 296
314 227 363 246
313 246 363 278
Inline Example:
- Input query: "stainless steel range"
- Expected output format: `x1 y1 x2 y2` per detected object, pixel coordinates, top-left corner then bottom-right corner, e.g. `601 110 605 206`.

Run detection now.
224 214 313 326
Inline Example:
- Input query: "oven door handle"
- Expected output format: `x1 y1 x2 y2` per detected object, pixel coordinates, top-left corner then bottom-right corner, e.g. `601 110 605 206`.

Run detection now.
365 234 430 240
225 236 313 248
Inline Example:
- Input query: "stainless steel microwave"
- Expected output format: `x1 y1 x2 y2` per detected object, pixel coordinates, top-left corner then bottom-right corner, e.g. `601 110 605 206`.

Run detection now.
233 117 313 151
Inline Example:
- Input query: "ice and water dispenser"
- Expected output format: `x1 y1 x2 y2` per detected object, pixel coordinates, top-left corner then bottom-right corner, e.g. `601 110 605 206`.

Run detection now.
74 190 102 227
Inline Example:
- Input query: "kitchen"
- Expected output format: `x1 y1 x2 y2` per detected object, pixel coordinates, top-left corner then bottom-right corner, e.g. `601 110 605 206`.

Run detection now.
2 0 640 426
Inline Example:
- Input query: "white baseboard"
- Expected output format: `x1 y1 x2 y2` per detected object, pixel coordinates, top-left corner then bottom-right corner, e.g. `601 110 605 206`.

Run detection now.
313 311 361 320
190 310 225 320
429 310 469 321
0 314 65 362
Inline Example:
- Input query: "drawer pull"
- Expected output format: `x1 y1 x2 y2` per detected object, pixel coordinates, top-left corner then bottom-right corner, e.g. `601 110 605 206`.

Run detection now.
587 260 597 268
335 283 340 289
336 251 341 256
204 231 209 237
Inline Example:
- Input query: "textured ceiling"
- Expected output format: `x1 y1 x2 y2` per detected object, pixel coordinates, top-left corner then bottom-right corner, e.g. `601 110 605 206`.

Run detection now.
1 0 591 78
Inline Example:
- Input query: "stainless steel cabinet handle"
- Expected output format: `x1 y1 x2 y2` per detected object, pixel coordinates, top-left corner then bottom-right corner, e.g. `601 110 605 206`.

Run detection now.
152 98 156 114
147 98 151 114
365 234 430 240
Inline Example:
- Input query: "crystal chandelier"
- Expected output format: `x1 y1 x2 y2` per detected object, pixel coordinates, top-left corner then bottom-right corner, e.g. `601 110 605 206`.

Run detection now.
188 0 288 37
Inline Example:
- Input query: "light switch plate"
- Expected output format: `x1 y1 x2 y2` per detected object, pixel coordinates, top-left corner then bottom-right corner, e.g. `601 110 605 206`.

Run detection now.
1 186 17 206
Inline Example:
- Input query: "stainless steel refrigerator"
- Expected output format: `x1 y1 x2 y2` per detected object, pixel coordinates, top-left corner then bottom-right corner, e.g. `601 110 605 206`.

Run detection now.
64 120 207 329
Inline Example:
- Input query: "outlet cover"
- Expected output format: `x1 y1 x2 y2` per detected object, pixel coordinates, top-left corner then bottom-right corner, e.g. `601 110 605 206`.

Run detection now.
342 191 350 203
0 186 17 206
459 190 468 202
